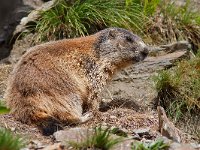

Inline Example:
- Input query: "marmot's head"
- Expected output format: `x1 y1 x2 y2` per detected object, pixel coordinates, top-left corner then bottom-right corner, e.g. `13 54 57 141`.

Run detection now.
95 27 149 67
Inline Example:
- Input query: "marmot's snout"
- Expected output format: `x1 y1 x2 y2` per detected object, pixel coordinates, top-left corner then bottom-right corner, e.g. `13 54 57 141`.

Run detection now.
135 41 149 62
141 46 149 57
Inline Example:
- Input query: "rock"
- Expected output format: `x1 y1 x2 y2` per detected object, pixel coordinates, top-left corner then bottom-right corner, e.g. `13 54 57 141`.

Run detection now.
101 50 189 109
8 33 36 63
0 0 54 62
111 139 134 150
158 106 183 142
0 0 32 60
170 143 195 150
28 140 45 149
7 0 56 63
14 0 56 36
10 127 15 132
42 143 64 150
53 127 133 150
0 64 13 97
53 127 93 146
158 136 198 150
110 127 128 137
133 128 150 136
191 143 200 149
132 134 141 140
23 0 45 9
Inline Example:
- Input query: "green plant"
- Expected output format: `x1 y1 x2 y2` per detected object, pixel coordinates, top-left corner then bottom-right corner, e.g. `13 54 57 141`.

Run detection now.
0 100 10 114
144 0 160 15
153 52 200 121
68 126 123 150
33 0 146 42
0 129 26 150
131 140 169 150
162 0 199 25
145 0 200 49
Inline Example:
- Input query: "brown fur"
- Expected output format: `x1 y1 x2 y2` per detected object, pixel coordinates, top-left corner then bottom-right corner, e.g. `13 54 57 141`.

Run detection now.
5 28 149 135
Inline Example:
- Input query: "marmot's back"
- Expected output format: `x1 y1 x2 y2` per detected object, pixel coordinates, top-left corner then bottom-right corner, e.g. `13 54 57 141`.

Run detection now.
5 27 149 135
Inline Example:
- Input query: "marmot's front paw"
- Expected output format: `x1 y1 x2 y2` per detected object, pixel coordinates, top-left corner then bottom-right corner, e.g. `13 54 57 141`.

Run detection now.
81 112 94 123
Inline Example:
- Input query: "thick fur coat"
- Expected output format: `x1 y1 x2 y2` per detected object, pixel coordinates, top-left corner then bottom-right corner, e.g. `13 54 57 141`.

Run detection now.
5 28 149 135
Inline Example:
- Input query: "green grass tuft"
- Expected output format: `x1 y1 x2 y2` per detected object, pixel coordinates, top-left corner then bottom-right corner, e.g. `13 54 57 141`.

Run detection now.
0 129 26 150
153 51 200 121
132 0 161 16
68 126 123 150
0 101 10 114
33 0 146 42
131 139 169 150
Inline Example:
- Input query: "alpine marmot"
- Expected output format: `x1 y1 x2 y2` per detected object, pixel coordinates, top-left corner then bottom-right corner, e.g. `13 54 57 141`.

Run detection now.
5 27 149 135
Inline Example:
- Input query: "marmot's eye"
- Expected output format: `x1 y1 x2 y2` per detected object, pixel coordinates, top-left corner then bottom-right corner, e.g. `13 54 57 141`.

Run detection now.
126 36 133 42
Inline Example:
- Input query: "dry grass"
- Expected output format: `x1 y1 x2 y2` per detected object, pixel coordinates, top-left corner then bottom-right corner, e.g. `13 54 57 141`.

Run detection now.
144 0 200 51
153 52 200 141
83 108 159 134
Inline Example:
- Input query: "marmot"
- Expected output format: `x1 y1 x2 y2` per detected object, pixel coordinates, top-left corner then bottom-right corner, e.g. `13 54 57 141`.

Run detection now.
5 27 149 135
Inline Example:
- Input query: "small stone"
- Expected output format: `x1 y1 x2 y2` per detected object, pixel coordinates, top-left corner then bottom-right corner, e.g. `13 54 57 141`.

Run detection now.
133 128 150 136
110 115 117 119
28 140 44 149
132 133 141 140
42 143 64 150
10 127 15 132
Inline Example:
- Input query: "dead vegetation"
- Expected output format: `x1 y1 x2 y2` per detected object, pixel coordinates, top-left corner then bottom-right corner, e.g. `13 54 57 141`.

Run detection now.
153 52 200 141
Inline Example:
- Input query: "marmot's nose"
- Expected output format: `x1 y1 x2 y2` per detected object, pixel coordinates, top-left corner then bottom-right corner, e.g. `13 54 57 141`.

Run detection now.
141 47 149 56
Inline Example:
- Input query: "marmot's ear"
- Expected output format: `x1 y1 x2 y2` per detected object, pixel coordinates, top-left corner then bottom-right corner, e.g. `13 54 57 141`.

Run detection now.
108 29 116 39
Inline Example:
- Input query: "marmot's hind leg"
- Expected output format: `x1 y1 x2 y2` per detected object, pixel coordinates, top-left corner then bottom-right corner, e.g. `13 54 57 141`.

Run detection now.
37 111 93 136
36 100 93 135
36 116 63 136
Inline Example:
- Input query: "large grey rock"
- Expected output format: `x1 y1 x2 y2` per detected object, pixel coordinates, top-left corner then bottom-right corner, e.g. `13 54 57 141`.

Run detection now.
101 50 189 109
0 0 32 60
0 0 52 61
53 127 94 146
14 0 56 35
53 127 134 150
133 128 150 136
8 0 56 63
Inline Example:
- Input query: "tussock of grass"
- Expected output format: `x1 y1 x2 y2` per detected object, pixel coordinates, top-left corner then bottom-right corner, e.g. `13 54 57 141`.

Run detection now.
34 0 146 42
131 139 169 150
132 0 160 16
0 129 26 150
153 51 200 121
145 0 200 50
24 0 200 51
68 126 123 150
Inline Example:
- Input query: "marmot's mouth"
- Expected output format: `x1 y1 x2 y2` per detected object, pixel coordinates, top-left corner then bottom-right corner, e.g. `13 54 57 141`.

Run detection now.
133 53 147 62
141 46 149 56
140 47 149 60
